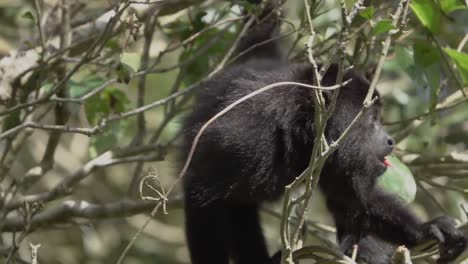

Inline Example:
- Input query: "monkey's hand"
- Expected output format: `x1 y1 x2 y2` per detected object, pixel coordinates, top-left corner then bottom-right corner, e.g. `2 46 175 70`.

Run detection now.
422 216 467 264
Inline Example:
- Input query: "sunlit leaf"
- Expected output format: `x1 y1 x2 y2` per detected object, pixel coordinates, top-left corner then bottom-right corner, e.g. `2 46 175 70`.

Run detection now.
444 48 468 85
377 156 417 203
411 0 441 33
359 6 374 20
440 0 467 13
372 19 396 36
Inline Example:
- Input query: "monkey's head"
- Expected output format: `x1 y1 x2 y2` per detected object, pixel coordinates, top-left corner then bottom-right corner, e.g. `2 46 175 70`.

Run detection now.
322 70 394 201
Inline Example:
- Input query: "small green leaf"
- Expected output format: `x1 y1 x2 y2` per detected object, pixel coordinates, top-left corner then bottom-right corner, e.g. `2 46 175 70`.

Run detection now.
377 156 417 204
242 1 256 14
372 20 396 36
84 86 129 125
180 27 236 84
440 0 467 13
410 0 441 33
444 48 468 85
84 93 109 125
21 11 35 22
345 0 358 9
89 124 119 157
116 62 134 84
390 47 418 78
414 41 440 66
103 87 130 113
359 6 374 20
105 39 121 52
69 75 105 98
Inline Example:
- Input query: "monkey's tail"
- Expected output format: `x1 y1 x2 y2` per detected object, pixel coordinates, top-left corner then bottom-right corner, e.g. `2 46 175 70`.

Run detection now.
233 0 283 62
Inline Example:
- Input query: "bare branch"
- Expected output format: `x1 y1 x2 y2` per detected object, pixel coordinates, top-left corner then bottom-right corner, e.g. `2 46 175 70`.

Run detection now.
2 198 182 232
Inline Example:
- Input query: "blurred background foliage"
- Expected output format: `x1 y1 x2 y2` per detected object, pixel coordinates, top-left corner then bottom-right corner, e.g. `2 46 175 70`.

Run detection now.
0 0 467 263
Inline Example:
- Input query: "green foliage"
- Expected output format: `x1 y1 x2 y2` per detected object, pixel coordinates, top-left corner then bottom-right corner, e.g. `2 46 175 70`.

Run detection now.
88 123 120 157
377 156 417 204
413 41 441 112
22 70 43 98
69 75 105 98
372 19 396 36
164 9 208 40
440 0 467 13
242 0 257 14
179 25 236 85
414 41 440 67
162 7 237 84
42 75 106 99
385 47 416 75
359 6 374 20
85 86 130 157
411 0 441 33
192 11 208 31
116 62 135 84
20 10 35 23
1 1 467 262
85 86 129 125
2 111 20 132
105 39 122 53
444 48 468 85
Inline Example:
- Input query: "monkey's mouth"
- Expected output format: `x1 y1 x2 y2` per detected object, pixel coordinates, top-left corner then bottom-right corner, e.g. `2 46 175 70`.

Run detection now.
382 157 391 167
377 156 391 168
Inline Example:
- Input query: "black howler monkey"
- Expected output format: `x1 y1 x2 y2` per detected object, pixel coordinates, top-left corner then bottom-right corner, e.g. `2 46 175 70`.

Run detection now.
181 1 467 263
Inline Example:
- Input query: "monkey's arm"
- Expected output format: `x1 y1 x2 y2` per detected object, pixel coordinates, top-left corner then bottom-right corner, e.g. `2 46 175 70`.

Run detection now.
366 188 466 263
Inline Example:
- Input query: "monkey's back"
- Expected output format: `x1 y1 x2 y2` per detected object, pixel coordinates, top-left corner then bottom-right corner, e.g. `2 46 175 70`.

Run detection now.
181 59 316 205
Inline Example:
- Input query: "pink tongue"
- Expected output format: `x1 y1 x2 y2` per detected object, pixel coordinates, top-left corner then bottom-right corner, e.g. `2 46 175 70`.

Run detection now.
383 158 391 167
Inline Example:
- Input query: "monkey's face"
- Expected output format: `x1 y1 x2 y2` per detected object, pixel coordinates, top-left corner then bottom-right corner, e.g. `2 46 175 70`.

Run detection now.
360 105 394 175
318 101 393 203
319 81 395 202
333 102 394 175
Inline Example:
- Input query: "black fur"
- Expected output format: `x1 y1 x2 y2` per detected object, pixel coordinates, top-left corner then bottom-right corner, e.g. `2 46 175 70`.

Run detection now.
181 2 467 264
